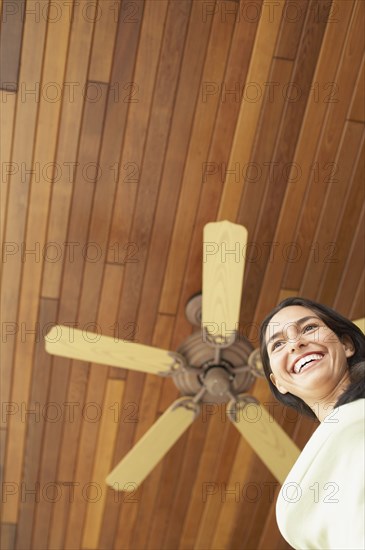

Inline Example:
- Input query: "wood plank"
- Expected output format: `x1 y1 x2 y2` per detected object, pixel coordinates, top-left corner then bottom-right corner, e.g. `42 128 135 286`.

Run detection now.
0 428 5 482
123 461 164 550
123 0 214 346
349 54 364 122
113 0 192 336
41 0 97 299
217 0 285 221
31 354 72 550
231 461 280 550
14 299 58 550
300 122 364 299
318 129 364 305
194 421 240 549
81 379 125 549
0 523 17 550
0 90 16 241
239 0 333 333
283 0 364 293
1 0 48 524
88 0 120 82
159 3 237 315
251 0 356 333
106 0 169 264
349 271 365 321
77 0 145 349
236 57 292 238
333 206 365 317
274 0 309 61
145 429 191 550
179 418 238 548
209 435 258 549
101 264 126 379
0 0 25 91
54 81 108 322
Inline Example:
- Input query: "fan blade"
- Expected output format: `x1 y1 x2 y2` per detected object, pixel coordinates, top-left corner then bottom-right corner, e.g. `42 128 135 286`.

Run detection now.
106 397 200 490
353 317 365 334
227 396 300 484
45 325 185 375
202 220 248 345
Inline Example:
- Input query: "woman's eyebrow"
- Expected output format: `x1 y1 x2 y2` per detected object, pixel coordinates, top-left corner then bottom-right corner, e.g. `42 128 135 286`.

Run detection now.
266 316 319 346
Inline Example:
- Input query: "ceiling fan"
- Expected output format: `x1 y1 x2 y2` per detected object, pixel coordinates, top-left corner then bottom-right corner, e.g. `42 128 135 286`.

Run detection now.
45 221 364 491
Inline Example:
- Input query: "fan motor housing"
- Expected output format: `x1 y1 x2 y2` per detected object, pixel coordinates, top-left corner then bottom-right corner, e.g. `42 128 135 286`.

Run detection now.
174 330 255 403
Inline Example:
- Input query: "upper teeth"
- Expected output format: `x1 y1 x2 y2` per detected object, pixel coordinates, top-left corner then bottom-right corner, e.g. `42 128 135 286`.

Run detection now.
293 354 324 374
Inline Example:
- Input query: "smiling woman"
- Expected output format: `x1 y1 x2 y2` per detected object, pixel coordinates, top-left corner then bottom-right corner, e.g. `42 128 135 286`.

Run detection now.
260 297 365 420
259 297 365 550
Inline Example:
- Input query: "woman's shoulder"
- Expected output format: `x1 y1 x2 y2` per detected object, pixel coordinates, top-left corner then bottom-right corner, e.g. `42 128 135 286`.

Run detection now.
276 398 365 510
275 398 365 549
317 397 364 439
296 398 364 467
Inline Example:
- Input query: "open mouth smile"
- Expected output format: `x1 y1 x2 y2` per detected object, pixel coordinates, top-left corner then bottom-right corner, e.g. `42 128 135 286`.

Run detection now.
292 353 325 374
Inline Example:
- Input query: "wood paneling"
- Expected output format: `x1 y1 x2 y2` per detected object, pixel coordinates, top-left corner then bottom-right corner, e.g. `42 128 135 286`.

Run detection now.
1 0 364 548
160 3 238 314
253 0 357 328
0 0 25 91
217 0 285 222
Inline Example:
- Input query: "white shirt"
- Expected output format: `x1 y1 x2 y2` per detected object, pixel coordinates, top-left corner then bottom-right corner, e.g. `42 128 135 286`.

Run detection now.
276 398 365 550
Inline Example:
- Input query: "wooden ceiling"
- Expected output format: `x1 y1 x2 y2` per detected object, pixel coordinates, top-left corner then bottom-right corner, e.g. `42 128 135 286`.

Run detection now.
1 0 364 548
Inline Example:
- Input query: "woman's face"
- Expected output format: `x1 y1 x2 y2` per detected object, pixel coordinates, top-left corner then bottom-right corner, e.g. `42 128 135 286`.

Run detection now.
265 305 355 405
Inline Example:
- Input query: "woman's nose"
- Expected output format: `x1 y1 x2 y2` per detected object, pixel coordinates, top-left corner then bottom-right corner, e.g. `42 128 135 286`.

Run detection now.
289 338 307 352
286 325 307 351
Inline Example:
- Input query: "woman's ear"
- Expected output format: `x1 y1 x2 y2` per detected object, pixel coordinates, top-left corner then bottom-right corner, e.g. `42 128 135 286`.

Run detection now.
341 335 355 358
270 373 288 394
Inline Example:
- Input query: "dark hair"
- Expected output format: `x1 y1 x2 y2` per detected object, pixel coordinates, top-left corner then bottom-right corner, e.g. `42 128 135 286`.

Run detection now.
259 297 365 419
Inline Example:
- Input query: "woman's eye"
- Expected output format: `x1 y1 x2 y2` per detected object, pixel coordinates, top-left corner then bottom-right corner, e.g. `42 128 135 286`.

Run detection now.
272 340 283 350
303 324 317 332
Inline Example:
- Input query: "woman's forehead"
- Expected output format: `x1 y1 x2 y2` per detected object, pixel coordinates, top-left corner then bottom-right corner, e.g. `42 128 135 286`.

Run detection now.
265 305 321 341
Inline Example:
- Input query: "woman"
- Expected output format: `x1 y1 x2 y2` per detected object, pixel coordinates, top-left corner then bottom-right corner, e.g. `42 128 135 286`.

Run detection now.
259 296 365 550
